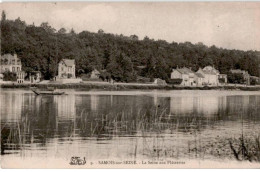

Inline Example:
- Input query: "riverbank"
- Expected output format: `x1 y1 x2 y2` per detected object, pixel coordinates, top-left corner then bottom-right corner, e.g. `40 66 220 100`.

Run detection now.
1 82 260 91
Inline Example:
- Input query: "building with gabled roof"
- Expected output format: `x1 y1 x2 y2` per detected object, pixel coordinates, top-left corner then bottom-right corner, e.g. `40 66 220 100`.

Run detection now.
0 54 22 73
0 54 25 83
171 67 197 86
196 66 220 86
57 59 76 79
194 72 205 86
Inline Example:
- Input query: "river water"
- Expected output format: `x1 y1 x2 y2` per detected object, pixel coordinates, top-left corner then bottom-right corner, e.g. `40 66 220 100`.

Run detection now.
1 89 260 163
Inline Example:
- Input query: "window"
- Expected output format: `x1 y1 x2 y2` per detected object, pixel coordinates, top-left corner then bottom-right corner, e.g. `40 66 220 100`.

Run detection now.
17 67 20 71
12 67 15 72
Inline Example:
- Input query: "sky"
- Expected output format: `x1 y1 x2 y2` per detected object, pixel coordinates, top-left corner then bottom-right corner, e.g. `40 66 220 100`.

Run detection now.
1 2 260 51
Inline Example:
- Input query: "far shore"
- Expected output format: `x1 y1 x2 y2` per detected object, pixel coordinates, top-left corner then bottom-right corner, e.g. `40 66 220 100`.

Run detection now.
1 81 260 91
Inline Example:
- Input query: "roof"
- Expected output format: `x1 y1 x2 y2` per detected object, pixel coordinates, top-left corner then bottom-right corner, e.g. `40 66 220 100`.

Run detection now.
202 70 218 75
195 72 204 78
230 69 247 74
1 54 18 59
250 76 259 79
175 67 194 74
0 54 21 65
60 59 75 66
202 66 219 75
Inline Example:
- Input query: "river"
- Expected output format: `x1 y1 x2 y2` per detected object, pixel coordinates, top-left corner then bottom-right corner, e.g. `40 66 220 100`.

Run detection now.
1 89 260 166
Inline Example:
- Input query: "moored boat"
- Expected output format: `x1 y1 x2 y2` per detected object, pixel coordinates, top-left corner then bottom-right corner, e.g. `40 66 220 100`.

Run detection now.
31 87 65 95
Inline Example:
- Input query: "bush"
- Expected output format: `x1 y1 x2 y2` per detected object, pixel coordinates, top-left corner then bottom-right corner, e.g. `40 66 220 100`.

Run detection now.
136 76 151 83
227 72 245 84
167 79 183 85
250 78 257 85
3 71 17 81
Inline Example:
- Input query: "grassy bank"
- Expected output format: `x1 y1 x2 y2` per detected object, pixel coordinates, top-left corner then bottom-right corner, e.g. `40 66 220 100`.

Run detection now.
1 82 260 91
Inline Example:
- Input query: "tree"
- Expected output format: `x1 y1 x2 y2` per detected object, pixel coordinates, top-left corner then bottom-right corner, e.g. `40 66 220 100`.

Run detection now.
40 22 56 33
1 16 260 81
1 10 6 21
3 71 17 81
130 35 138 40
58 28 66 34
107 53 135 82
98 29 104 34
99 71 111 82
227 72 245 84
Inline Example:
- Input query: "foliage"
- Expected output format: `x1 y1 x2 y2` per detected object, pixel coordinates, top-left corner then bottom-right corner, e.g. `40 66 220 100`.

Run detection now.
229 135 260 162
106 52 136 82
3 71 17 81
227 73 246 84
167 79 183 85
99 71 111 82
1 12 260 82
250 78 257 85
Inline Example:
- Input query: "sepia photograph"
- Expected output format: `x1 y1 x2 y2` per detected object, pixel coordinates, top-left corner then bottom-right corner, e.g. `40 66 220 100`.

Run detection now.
0 1 260 169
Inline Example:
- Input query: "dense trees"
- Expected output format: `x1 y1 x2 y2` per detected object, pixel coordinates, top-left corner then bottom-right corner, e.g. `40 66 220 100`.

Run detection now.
227 73 246 84
1 12 260 81
3 71 17 81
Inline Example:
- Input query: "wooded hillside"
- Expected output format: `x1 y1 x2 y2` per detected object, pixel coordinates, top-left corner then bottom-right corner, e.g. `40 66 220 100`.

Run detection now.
1 11 259 81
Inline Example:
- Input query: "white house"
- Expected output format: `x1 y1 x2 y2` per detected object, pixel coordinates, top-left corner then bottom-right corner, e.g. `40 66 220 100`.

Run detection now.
196 66 219 86
55 59 82 83
0 54 22 73
0 54 25 83
57 59 76 79
171 67 197 86
194 72 205 86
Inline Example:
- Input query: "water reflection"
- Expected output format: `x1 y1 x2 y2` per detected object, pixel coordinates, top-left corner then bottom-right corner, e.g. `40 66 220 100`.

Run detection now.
54 95 76 119
170 96 226 116
1 90 260 161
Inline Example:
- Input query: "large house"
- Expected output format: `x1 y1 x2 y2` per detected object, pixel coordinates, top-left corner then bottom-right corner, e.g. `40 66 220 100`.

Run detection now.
0 54 25 83
196 66 220 86
0 54 22 73
171 65 227 86
57 59 76 79
171 67 197 86
194 72 205 86
55 59 82 83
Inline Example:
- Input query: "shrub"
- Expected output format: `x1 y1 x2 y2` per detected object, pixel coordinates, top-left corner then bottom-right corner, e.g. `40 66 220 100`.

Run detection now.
167 79 183 85
3 71 17 81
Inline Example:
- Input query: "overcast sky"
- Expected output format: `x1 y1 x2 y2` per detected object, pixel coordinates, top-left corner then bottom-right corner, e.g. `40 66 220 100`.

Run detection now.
2 2 260 51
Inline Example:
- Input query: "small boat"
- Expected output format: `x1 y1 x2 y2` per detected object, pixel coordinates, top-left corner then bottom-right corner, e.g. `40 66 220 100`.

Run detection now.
31 87 65 95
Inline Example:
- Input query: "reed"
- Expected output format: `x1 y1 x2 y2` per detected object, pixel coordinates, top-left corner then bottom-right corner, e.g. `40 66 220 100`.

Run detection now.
229 135 260 162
